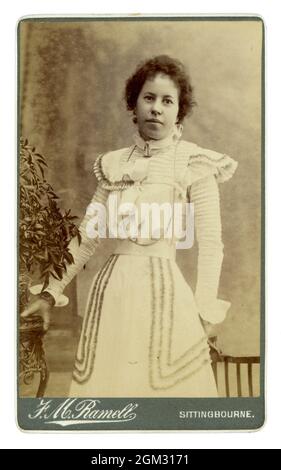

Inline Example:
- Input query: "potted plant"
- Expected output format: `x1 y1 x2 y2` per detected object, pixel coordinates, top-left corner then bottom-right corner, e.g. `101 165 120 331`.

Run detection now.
19 137 81 396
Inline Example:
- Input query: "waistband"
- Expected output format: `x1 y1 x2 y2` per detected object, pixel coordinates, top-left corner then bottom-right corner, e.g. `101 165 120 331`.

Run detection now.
113 239 176 260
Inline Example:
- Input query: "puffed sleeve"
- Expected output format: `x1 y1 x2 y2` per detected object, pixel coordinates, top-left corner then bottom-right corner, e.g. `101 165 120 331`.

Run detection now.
43 183 109 306
182 145 238 186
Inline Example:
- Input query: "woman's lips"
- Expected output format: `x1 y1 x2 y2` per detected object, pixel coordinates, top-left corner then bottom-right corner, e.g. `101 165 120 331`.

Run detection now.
146 119 163 125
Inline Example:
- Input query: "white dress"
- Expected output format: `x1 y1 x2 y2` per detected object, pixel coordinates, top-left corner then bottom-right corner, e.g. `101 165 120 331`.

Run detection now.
45 129 238 397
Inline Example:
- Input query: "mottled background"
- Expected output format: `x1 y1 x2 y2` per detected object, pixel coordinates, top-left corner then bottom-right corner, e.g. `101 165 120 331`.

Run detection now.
19 18 262 361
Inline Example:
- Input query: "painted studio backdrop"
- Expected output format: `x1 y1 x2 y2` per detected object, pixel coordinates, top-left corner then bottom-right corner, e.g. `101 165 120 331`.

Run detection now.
19 18 262 397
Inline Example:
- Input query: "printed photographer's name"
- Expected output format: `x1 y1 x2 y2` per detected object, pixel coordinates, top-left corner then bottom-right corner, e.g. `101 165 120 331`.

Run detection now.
28 399 138 426
85 194 195 249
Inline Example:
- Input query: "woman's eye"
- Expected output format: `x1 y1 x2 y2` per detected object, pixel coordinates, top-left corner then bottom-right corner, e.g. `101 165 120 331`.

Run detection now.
164 98 173 105
144 96 153 101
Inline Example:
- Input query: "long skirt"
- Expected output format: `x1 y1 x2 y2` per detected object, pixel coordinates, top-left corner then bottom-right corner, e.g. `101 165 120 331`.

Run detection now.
68 254 218 398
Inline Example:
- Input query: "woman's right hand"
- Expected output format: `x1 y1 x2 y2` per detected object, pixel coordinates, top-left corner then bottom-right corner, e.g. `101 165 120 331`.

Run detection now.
21 298 52 331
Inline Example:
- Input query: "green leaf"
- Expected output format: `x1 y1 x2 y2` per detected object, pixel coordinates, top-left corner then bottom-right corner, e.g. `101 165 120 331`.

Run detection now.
38 159 48 167
54 265 63 279
50 271 61 281
77 231 82 244
38 165 45 179
64 251 74 264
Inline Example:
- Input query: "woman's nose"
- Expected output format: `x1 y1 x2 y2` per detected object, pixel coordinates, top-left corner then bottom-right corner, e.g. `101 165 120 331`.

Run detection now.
151 99 162 114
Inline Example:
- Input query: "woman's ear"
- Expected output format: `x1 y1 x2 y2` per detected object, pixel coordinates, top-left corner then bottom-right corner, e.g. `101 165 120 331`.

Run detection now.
174 122 183 139
133 109 137 124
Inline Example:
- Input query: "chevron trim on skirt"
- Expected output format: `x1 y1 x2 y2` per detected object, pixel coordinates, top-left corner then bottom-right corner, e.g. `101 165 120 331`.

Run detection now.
69 254 218 397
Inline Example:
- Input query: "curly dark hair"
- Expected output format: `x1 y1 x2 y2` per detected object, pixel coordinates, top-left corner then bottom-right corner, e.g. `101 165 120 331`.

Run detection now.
124 55 196 124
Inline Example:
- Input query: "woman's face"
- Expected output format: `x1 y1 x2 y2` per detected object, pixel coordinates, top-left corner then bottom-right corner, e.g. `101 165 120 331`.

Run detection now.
135 73 180 141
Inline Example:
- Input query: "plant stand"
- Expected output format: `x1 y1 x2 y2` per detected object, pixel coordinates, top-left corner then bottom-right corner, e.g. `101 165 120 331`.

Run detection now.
19 316 49 397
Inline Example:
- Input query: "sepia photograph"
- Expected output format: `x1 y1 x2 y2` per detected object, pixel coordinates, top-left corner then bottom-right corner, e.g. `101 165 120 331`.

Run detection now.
18 16 264 430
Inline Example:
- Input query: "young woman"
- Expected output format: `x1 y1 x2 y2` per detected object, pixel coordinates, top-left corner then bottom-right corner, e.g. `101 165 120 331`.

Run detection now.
22 55 238 397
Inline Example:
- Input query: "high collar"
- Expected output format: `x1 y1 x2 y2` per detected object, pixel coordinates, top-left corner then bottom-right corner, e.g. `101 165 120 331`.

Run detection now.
133 124 183 152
